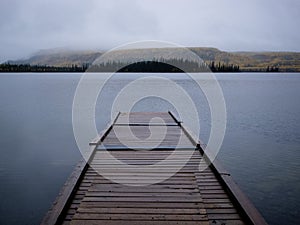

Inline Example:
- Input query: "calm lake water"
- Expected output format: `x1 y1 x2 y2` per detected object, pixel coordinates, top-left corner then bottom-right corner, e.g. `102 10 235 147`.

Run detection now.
0 73 299 225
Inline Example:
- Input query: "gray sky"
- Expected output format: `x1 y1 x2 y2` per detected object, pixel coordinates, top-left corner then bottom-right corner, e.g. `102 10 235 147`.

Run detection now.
0 0 299 62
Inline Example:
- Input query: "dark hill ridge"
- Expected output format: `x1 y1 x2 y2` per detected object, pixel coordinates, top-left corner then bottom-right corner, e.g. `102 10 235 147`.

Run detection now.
9 47 300 72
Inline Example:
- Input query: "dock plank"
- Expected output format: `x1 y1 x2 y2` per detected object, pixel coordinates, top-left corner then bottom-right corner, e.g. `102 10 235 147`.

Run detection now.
42 112 267 225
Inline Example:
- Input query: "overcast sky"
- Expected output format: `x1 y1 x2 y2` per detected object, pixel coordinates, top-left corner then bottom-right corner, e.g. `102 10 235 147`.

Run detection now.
0 0 299 62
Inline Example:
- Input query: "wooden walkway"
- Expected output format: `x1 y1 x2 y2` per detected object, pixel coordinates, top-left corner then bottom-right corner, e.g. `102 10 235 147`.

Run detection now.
42 112 268 225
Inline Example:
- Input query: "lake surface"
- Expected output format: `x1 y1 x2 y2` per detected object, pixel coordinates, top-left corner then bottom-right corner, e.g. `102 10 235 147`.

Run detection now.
0 73 299 225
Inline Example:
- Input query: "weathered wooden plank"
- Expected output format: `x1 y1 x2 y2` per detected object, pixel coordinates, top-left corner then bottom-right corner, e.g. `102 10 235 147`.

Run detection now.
206 208 238 214
65 209 76 215
69 203 80 210
82 196 204 203
76 208 205 215
93 153 200 158
44 112 267 225
72 213 208 221
78 202 204 209
88 168 201 173
195 175 216 179
70 220 210 225
90 163 200 167
200 194 230 199
94 153 202 156
207 220 246 225
91 158 202 162
196 203 235 209
83 173 196 178
73 194 85 200
116 112 177 125
207 214 241 220
89 180 198 185
198 185 224 190
94 153 201 157
85 171 196 177
85 192 201 198
196 178 220 182
203 199 232 203
102 124 194 148
114 123 179 126
82 178 197 183
200 190 227 194
88 187 200 193
94 149 199 154
64 215 72 221
197 182 222 186
86 183 200 189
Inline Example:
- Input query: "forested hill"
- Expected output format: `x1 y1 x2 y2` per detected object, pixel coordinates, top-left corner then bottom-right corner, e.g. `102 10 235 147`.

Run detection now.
6 47 300 72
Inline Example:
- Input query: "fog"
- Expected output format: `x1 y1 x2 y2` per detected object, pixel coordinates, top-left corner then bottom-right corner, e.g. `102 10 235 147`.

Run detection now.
0 0 299 62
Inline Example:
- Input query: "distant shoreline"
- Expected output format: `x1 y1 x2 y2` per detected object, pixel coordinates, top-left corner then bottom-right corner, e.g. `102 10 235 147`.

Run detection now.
5 47 300 72
0 61 284 73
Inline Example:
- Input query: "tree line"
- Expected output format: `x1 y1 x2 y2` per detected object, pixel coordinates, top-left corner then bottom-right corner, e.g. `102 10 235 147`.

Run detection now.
0 63 88 72
0 59 280 73
88 59 210 72
209 61 240 72
266 66 279 72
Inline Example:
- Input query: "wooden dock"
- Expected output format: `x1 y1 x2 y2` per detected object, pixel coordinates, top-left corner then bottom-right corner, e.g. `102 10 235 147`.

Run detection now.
42 112 267 225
